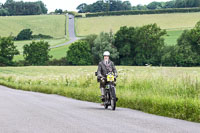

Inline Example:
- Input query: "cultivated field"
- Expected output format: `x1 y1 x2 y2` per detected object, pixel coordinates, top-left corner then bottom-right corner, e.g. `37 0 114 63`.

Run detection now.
0 15 66 38
76 12 200 45
0 66 199 122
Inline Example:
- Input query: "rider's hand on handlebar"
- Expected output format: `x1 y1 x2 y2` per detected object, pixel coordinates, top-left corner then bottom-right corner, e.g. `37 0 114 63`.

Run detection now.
101 77 105 81
97 74 102 79
114 73 118 78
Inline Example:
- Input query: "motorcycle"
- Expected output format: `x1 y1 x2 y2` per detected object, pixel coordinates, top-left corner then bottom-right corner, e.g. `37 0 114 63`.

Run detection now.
95 72 117 110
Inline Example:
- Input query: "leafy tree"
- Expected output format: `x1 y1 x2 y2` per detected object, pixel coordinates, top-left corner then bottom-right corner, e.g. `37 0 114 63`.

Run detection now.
55 9 63 14
16 29 32 40
115 24 166 66
136 4 148 10
76 0 132 13
177 23 200 54
81 34 97 49
81 34 98 64
161 45 176 66
122 1 132 10
162 21 200 67
0 37 19 66
67 41 93 65
163 1 176 8
133 24 167 65
91 0 107 12
0 8 9 16
188 21 200 53
172 22 200 66
147 2 163 9
0 2 3 8
92 32 119 64
175 0 186 8
175 44 200 66
114 26 136 65
76 3 87 13
174 0 200 8
2 0 47 16
23 41 51 65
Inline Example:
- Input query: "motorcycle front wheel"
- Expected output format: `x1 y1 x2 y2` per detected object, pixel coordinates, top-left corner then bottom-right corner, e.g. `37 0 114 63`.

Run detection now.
111 99 116 110
104 92 109 109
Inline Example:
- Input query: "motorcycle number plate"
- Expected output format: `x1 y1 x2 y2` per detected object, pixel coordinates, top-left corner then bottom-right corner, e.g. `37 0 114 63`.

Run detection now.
107 75 114 82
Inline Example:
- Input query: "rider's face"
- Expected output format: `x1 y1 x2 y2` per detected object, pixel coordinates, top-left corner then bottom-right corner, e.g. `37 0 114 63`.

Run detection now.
104 56 109 61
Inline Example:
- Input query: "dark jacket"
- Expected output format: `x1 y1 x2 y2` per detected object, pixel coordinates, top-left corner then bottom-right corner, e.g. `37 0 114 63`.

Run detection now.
97 60 117 77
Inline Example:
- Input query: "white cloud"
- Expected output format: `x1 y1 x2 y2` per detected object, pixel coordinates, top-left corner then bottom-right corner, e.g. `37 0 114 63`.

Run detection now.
0 0 171 12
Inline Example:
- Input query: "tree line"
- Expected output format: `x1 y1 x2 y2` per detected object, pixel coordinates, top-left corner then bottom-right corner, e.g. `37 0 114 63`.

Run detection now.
0 0 47 16
1 21 200 67
85 8 200 17
77 0 200 13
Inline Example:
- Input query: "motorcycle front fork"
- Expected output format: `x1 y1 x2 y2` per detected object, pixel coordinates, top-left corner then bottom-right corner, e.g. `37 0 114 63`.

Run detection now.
106 84 116 99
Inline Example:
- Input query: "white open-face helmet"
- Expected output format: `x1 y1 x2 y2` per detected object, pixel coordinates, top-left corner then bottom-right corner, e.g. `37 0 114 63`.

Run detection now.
103 51 110 56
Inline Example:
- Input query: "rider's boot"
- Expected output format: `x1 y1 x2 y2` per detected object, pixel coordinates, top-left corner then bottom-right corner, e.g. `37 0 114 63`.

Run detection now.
101 95 105 102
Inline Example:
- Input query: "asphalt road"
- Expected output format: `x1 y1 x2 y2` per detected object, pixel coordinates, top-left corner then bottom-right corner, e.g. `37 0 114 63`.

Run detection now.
0 85 199 133
50 14 79 49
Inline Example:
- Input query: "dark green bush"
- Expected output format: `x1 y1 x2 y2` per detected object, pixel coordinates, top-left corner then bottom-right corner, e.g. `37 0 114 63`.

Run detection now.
75 15 83 18
48 57 68 66
0 8 9 16
23 41 52 65
67 41 93 65
32 34 53 39
16 29 53 40
0 36 19 66
1 0 47 16
114 24 166 66
16 29 33 40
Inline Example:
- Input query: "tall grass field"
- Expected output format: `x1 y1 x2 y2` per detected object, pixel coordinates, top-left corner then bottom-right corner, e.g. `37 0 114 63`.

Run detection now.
76 12 200 45
0 66 199 122
0 15 66 38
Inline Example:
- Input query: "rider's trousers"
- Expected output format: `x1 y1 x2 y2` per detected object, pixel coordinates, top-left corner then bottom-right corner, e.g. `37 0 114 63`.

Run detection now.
100 80 116 96
100 79 106 96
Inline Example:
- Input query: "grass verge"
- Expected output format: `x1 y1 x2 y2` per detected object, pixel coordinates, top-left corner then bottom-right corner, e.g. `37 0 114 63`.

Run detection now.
0 66 199 123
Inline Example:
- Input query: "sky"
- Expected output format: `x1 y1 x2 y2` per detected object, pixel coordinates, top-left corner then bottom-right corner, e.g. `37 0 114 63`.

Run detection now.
0 0 170 12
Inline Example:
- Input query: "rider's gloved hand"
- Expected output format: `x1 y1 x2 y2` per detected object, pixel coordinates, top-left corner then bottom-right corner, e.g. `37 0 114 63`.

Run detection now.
114 73 118 78
101 77 105 82
97 74 102 79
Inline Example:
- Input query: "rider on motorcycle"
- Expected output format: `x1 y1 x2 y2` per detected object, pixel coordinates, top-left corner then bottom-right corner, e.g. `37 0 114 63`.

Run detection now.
97 51 118 102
